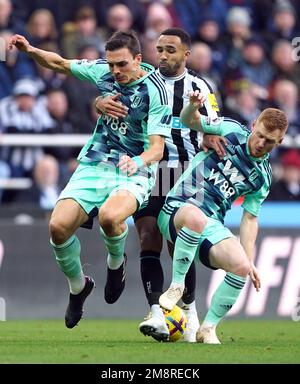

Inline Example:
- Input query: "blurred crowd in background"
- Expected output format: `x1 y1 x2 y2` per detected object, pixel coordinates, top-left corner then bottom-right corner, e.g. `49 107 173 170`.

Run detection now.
0 0 300 212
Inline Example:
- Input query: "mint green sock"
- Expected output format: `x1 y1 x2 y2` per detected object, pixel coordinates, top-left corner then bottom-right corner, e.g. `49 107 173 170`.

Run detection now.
50 235 82 278
204 272 246 325
100 224 128 269
172 227 201 284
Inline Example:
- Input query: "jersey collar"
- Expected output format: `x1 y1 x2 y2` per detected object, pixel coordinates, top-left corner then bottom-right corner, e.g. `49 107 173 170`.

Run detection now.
157 67 187 81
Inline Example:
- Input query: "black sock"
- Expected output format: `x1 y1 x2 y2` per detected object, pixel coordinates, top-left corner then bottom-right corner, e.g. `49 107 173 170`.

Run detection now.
140 251 164 306
182 261 196 304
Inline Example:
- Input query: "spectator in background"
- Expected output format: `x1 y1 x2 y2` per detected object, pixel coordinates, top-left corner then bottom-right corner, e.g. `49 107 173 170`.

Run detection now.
223 87 261 129
173 0 228 38
221 7 252 69
193 14 226 75
141 0 182 28
239 37 273 100
143 2 173 40
141 2 175 67
263 0 299 49
268 149 300 201
0 0 24 35
98 3 134 42
15 154 61 210
45 89 78 182
11 0 80 30
271 40 300 94
84 0 145 34
0 30 35 99
26 8 57 46
140 34 158 67
63 43 100 134
0 78 53 179
271 79 300 137
61 6 105 59
0 0 35 98
188 42 220 93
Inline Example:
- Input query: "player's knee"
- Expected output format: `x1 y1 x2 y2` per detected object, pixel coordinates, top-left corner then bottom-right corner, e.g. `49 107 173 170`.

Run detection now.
49 218 70 244
139 227 162 251
232 259 251 278
99 207 121 230
181 211 207 233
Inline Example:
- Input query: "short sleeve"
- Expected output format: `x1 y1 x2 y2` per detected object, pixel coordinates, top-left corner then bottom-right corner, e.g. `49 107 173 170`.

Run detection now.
147 82 172 137
200 116 245 136
200 115 224 135
70 59 109 84
242 183 270 217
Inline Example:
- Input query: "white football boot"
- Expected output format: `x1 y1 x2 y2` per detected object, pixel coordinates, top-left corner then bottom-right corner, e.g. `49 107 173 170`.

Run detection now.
139 305 169 342
196 324 221 344
159 283 185 311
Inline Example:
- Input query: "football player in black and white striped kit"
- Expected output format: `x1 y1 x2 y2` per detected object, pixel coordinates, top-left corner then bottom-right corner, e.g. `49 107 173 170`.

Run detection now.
96 28 226 342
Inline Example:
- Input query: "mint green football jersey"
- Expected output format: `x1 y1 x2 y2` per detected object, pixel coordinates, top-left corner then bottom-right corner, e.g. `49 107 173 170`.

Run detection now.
70 59 172 176
166 117 272 221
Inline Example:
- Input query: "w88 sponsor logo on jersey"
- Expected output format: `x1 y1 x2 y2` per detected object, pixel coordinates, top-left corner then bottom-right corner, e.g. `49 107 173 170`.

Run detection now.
103 115 128 135
208 159 245 199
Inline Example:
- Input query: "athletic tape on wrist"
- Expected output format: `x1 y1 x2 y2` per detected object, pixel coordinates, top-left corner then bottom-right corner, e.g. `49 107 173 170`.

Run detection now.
132 156 144 169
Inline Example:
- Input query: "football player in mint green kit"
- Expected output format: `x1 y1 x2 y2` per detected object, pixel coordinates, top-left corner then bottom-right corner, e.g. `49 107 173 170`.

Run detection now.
158 90 288 343
9 30 172 328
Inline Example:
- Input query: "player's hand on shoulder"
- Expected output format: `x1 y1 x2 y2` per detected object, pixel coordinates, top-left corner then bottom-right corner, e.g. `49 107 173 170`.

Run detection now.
189 90 206 108
7 34 30 52
94 93 128 119
202 134 227 158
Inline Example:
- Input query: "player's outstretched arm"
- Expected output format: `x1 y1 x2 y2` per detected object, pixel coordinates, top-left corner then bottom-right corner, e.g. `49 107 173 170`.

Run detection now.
240 210 261 291
8 34 72 75
180 90 206 132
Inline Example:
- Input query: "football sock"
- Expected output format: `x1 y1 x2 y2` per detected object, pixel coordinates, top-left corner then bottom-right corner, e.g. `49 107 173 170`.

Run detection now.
140 251 164 306
203 272 246 326
181 300 196 312
100 224 128 269
172 227 201 285
50 235 85 294
182 261 196 304
67 273 86 295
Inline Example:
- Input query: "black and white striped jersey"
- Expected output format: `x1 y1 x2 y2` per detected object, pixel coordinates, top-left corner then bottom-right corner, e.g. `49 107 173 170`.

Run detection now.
0 96 54 175
157 68 220 168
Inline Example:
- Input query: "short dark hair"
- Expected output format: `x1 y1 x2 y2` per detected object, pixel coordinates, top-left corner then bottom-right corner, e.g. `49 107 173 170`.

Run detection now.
159 28 191 48
105 30 141 57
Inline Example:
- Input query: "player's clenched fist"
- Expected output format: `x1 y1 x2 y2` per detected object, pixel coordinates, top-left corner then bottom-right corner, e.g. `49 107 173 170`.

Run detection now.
117 155 139 177
7 34 30 52
188 90 206 109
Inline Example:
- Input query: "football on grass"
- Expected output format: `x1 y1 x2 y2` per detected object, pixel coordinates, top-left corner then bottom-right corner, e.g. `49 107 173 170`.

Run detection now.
163 305 187 342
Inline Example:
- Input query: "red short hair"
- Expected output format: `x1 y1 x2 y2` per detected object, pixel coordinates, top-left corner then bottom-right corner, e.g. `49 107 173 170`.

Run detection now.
257 108 288 134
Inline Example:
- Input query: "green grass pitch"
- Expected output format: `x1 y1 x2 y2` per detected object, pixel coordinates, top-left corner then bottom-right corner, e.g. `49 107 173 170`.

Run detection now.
0 319 299 364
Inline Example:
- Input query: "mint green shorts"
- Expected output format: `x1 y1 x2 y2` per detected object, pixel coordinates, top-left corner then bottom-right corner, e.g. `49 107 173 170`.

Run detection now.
158 200 234 269
58 163 154 225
